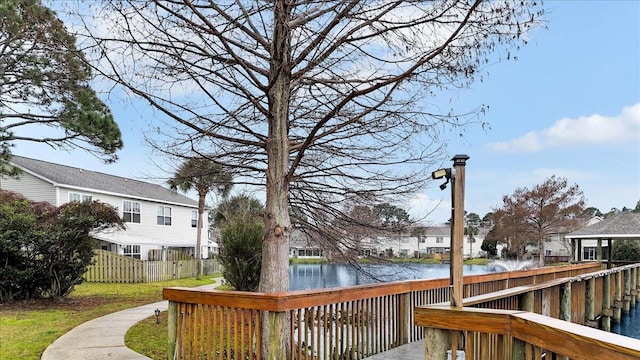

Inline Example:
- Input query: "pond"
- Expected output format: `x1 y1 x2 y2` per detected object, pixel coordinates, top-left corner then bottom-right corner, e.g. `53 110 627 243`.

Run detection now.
613 302 640 340
289 262 498 291
289 263 640 340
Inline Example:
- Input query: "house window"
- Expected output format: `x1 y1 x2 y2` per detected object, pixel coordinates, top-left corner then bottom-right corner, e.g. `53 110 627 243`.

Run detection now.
124 245 141 259
420 236 426 244
191 210 198 228
157 206 172 226
583 247 596 261
299 249 324 257
123 200 141 223
436 237 443 244
545 249 552 256
69 192 92 202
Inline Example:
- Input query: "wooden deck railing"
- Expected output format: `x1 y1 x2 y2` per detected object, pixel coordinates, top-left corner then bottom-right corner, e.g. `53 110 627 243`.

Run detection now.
415 263 640 359
164 263 600 360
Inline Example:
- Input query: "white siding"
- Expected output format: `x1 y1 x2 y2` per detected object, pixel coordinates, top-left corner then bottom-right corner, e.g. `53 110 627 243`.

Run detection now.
0 172 56 204
57 186 207 260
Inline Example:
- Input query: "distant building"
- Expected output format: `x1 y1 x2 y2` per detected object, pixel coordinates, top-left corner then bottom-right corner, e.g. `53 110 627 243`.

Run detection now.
565 212 640 263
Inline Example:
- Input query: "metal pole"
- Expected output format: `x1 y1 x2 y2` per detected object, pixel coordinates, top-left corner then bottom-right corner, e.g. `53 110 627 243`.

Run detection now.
450 154 469 308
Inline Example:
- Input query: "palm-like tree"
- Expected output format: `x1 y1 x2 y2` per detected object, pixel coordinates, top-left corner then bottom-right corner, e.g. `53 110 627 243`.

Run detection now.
169 158 233 278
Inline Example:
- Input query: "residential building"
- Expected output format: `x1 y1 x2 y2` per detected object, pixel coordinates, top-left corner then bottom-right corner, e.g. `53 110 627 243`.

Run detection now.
322 226 489 259
1 155 207 260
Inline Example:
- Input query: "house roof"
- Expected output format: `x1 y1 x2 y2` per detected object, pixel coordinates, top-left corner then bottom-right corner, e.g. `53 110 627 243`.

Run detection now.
424 227 451 236
565 212 640 239
10 155 198 207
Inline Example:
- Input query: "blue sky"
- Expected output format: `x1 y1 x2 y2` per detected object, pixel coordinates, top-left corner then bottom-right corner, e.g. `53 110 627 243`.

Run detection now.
12 1 640 225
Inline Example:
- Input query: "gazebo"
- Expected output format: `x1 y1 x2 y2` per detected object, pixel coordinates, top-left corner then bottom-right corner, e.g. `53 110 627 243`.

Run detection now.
565 212 640 268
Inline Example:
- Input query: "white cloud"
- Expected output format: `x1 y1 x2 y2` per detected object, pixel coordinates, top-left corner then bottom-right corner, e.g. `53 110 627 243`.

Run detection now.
487 103 640 153
406 192 450 226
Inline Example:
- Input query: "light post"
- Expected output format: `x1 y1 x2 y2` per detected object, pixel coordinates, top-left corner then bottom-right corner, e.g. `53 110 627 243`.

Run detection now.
432 154 469 308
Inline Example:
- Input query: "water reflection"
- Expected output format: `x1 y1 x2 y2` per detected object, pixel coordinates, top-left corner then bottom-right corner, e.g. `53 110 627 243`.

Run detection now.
289 263 499 291
612 302 640 340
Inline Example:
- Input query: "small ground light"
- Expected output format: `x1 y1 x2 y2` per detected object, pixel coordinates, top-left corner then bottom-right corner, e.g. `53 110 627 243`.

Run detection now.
155 308 161 324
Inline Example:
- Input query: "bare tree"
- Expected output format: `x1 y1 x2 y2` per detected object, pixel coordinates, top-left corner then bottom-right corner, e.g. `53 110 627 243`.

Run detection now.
72 1 543 356
491 189 532 260
522 176 585 266
492 176 585 265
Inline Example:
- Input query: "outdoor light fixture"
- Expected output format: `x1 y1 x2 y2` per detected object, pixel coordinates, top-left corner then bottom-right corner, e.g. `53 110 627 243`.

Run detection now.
154 308 161 324
432 168 452 190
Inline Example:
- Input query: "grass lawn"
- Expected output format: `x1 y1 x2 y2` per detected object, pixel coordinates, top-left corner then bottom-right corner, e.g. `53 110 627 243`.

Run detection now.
0 276 219 360
126 311 169 360
464 258 491 265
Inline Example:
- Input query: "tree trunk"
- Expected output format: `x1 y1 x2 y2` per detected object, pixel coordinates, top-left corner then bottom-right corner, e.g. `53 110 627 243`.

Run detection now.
260 1 292 358
538 237 545 267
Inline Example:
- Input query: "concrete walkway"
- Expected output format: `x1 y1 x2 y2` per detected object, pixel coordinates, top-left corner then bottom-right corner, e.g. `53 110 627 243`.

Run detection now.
365 341 424 360
40 279 424 360
41 282 218 360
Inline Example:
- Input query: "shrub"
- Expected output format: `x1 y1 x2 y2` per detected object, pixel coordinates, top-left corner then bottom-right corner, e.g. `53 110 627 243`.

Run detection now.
612 240 640 261
219 218 263 291
0 191 123 302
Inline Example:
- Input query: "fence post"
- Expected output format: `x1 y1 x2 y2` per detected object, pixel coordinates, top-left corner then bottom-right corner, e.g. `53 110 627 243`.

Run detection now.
560 282 571 322
398 292 410 345
614 271 622 322
602 273 612 331
585 277 597 327
424 328 450 360
631 267 638 307
168 301 178 360
513 291 535 358
624 269 631 314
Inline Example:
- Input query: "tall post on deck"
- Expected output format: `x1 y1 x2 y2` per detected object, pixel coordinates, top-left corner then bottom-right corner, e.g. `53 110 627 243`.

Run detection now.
450 154 469 308
425 155 469 360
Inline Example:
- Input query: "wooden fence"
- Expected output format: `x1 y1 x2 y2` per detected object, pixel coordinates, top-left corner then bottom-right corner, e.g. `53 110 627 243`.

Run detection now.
84 250 222 283
149 249 195 261
416 263 640 359
163 263 601 360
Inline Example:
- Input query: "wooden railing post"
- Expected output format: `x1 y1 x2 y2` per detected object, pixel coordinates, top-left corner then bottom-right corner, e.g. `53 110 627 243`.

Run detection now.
513 291 535 358
585 277 597 327
557 283 572 360
635 267 640 302
520 291 535 312
168 301 178 360
399 292 410 345
634 267 639 305
614 271 622 322
624 269 632 314
424 328 450 360
560 282 571 322
602 273 612 331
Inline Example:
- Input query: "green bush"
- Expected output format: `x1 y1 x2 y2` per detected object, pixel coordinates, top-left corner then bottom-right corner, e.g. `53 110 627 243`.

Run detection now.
219 219 263 291
0 191 123 302
612 240 640 261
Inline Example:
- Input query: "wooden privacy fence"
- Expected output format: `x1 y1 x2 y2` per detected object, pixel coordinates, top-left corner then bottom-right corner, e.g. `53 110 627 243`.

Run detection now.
84 250 222 283
416 262 640 359
163 263 600 360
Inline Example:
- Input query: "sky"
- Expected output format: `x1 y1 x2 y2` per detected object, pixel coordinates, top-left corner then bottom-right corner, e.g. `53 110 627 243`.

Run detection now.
11 1 640 225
